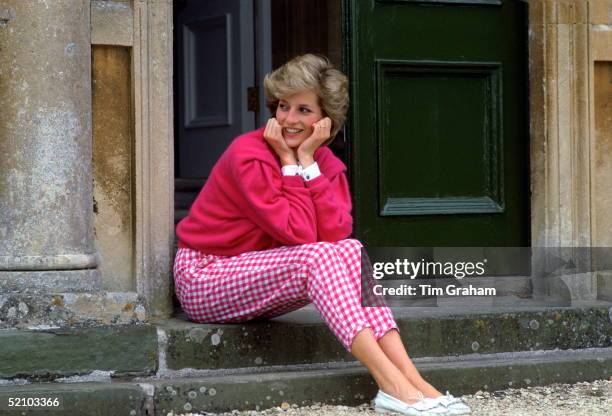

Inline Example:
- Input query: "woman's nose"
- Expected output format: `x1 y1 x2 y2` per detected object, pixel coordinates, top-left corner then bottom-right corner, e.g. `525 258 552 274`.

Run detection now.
285 109 299 124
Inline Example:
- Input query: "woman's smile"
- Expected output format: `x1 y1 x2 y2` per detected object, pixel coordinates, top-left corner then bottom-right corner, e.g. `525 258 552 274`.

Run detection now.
282 127 305 138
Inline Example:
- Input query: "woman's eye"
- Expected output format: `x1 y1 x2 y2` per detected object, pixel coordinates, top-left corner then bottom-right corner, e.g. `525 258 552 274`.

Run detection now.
278 103 288 110
300 107 311 114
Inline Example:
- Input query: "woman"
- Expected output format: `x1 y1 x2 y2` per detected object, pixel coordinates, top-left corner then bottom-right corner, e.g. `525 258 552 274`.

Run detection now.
174 54 470 415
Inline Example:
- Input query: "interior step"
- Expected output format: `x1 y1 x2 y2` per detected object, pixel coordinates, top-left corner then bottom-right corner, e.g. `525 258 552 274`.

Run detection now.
174 178 203 224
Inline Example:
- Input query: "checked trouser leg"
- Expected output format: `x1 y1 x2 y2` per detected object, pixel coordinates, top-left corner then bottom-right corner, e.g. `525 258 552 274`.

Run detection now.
173 239 398 352
332 238 398 341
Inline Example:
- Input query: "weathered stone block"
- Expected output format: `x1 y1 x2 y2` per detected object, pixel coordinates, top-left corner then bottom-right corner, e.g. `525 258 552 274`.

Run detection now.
0 383 148 416
0 325 158 379
589 0 612 24
91 0 133 46
556 0 587 24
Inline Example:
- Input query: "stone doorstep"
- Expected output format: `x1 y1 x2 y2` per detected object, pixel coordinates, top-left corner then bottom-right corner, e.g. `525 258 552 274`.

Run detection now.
1 302 611 381
160 302 612 371
0 347 611 416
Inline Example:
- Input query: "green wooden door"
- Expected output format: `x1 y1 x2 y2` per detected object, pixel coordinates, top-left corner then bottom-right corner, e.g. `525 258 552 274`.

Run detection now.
347 0 529 246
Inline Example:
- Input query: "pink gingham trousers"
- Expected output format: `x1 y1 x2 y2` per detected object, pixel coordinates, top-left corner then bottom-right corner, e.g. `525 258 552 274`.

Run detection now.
173 238 398 352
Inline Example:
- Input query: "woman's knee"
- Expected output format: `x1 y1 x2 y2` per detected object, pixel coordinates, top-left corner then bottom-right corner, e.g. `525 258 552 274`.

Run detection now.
334 238 363 253
299 241 340 260
297 242 343 279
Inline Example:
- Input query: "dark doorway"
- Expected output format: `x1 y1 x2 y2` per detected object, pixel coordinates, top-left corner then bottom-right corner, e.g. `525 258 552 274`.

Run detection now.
174 0 344 224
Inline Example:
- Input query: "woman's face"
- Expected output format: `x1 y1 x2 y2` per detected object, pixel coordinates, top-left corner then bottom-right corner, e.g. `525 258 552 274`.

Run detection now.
275 89 324 149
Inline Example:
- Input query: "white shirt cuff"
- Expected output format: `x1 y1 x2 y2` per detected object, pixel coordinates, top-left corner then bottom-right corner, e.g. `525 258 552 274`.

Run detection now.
300 162 321 181
281 164 300 176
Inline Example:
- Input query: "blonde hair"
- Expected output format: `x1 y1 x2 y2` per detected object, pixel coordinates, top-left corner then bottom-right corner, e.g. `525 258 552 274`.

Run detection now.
263 54 349 142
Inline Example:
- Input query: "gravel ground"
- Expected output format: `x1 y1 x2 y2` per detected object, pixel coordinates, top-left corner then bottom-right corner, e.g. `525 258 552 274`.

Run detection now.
168 379 612 416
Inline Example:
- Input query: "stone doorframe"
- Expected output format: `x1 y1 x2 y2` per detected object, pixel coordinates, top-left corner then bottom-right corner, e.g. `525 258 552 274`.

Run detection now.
528 0 612 300
132 0 174 317
92 0 611 317
92 0 174 317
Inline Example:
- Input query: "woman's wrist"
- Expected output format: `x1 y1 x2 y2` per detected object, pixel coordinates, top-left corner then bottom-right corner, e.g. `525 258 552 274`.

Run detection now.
280 155 298 166
298 153 315 168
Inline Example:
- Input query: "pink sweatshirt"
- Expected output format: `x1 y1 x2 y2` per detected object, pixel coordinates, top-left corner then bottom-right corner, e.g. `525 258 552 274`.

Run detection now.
176 127 353 256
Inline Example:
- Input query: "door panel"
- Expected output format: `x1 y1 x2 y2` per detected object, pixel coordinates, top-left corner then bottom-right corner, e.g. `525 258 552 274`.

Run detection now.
347 0 529 246
378 61 503 216
176 0 254 179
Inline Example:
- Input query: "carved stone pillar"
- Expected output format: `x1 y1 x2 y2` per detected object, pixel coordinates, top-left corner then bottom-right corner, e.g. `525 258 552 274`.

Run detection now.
0 0 99 292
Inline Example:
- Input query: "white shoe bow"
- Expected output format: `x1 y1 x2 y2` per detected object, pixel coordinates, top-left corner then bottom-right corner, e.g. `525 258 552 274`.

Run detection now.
433 392 471 415
373 390 449 415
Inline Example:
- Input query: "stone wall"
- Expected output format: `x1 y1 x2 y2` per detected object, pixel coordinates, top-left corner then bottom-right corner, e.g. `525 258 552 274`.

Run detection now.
0 0 173 327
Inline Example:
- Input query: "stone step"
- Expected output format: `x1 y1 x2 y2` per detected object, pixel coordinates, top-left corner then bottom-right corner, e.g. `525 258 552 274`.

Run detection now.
0 382 149 416
2 302 610 382
152 347 612 414
0 325 158 380
159 302 612 371
1 347 611 415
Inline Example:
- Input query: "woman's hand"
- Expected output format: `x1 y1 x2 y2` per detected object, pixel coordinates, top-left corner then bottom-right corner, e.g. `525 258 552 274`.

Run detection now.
263 118 297 166
297 117 332 167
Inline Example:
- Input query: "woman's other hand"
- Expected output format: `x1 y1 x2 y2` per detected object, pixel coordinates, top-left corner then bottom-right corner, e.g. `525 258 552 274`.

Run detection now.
264 118 298 166
297 117 332 167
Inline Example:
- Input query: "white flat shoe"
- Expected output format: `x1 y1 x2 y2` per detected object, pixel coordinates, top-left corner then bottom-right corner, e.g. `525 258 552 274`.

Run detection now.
373 390 449 415
433 392 471 415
